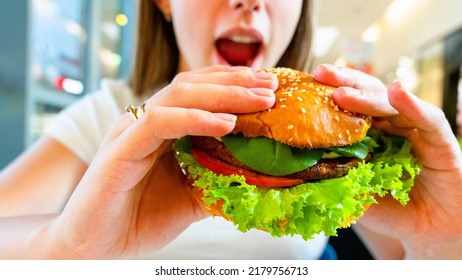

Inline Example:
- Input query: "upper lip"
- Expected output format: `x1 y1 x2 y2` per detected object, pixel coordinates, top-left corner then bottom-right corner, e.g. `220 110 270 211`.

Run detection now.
217 27 264 44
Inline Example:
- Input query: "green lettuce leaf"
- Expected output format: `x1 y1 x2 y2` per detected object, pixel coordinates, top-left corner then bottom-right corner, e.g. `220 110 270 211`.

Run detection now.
328 136 378 159
173 130 421 240
221 134 324 176
221 134 378 176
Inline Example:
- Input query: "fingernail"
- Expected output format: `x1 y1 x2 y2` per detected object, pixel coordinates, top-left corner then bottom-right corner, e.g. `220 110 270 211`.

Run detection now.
233 66 252 72
321 64 341 72
397 81 412 93
214 113 237 123
249 88 275 97
340 87 361 96
254 72 277 80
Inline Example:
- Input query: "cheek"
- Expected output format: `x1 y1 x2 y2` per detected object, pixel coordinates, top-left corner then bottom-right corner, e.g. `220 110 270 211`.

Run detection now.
171 15 209 69
170 2 217 70
266 1 303 62
274 0 303 29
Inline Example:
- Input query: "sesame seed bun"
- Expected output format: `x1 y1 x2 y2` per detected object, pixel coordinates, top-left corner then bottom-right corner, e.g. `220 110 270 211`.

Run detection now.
232 68 372 149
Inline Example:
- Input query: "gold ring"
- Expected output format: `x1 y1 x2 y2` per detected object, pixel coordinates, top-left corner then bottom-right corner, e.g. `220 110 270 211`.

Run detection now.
125 103 146 121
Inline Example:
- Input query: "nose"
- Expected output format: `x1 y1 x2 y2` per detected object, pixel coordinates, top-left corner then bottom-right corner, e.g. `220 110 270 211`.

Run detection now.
230 0 263 12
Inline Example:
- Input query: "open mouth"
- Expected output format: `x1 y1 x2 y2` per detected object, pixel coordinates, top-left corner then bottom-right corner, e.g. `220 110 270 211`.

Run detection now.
215 32 262 67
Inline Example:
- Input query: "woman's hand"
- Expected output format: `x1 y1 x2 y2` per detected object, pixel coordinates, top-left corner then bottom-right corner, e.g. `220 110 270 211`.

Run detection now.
49 66 278 259
314 64 462 259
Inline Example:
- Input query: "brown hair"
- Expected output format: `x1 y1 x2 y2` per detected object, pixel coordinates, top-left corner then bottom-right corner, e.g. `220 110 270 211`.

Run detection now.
129 0 313 97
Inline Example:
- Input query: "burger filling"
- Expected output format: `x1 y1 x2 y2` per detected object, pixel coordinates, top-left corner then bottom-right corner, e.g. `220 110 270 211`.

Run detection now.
173 130 420 240
191 135 377 187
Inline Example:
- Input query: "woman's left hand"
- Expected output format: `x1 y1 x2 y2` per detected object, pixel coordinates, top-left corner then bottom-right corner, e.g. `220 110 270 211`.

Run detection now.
314 64 462 259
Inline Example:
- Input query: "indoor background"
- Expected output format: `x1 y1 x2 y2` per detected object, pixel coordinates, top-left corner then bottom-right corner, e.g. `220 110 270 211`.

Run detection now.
1 0 461 259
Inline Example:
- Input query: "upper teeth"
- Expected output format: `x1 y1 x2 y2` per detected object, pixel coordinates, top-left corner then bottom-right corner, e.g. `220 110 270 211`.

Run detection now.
229 35 259 44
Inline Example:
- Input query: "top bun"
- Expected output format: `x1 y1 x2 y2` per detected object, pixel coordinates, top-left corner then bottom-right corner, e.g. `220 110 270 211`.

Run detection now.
233 68 372 149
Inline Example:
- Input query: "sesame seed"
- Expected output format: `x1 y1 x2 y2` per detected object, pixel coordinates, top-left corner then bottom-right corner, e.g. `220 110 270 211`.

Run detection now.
346 129 350 135
315 98 320 105
280 105 287 108
279 98 287 102
348 135 352 142
301 107 307 114
338 133 343 140
355 129 360 133
287 125 294 130
288 137 294 143
335 115 340 121
297 96 303 102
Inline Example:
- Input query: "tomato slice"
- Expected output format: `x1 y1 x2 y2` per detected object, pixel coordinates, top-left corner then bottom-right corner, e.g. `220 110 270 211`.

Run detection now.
191 147 304 187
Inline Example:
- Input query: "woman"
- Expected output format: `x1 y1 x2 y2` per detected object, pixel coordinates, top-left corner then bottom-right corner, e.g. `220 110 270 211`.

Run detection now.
0 0 461 259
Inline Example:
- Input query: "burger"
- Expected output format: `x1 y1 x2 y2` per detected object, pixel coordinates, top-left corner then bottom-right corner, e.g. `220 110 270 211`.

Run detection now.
173 68 420 240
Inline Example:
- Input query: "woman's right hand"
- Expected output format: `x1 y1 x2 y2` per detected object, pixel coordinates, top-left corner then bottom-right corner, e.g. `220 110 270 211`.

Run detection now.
48 66 278 259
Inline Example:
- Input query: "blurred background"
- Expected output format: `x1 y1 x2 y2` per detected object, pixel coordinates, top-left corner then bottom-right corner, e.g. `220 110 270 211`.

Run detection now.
0 0 461 259
0 0 137 166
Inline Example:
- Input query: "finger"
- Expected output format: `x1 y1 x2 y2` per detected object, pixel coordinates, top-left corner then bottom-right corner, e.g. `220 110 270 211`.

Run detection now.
313 64 384 90
388 81 462 170
173 71 278 90
176 65 252 77
331 87 399 117
172 65 253 83
372 119 414 138
117 106 237 159
388 81 456 146
313 64 398 117
151 83 276 113
373 114 414 129
381 115 414 129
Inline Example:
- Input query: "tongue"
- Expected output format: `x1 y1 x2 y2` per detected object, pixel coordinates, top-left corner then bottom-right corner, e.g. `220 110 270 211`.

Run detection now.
216 38 260 66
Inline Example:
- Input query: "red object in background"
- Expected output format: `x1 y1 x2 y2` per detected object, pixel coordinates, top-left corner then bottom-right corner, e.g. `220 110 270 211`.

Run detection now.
54 75 66 91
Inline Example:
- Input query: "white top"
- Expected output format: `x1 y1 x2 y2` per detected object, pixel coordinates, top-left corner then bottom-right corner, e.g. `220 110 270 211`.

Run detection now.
44 79 328 260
